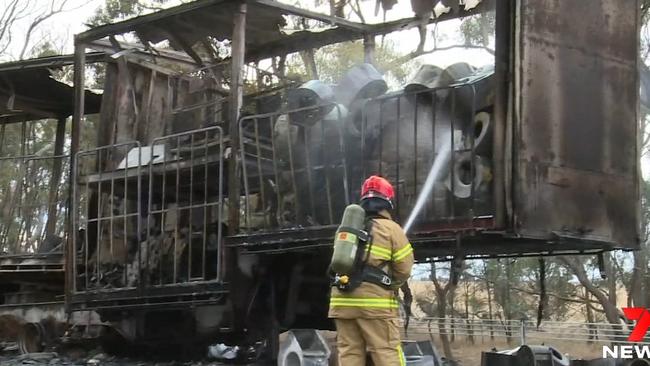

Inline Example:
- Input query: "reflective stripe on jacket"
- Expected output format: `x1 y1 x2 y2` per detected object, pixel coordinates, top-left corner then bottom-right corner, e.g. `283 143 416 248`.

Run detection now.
329 210 414 319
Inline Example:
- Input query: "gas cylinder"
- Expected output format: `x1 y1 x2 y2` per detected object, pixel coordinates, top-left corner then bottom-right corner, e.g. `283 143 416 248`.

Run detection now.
330 204 366 275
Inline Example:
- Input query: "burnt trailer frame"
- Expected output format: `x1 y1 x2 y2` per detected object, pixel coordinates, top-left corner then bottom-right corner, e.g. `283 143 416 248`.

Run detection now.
0 53 106 352
67 0 494 309
0 53 103 291
64 0 641 353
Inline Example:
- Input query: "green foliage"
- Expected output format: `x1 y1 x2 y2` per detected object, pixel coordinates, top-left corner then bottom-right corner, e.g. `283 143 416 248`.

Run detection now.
643 0 650 24
31 42 59 58
459 13 495 48
642 179 650 242
286 40 417 88
89 0 171 26
456 258 580 322
0 120 66 254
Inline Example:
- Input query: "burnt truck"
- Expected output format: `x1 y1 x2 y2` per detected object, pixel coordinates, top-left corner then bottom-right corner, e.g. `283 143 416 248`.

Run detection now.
0 0 641 359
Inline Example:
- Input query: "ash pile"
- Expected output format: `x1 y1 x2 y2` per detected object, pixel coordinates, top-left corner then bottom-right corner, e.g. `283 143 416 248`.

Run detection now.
0 346 226 366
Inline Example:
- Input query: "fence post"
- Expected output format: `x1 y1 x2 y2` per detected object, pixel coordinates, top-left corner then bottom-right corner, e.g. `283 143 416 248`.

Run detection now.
520 319 526 345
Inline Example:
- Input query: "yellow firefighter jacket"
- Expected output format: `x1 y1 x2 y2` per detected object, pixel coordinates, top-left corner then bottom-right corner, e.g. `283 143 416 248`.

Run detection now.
328 210 414 319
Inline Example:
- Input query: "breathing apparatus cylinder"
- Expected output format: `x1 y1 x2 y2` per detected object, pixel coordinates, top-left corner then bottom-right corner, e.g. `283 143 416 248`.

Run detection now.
330 204 366 275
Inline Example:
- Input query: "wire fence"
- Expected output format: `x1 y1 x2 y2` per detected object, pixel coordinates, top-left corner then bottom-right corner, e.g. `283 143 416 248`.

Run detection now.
406 317 650 346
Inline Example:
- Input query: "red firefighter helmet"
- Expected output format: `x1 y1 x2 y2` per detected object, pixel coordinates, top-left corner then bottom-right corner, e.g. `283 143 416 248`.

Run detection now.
360 175 395 204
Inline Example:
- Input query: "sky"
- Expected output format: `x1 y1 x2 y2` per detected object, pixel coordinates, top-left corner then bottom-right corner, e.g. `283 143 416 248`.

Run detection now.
1 0 100 59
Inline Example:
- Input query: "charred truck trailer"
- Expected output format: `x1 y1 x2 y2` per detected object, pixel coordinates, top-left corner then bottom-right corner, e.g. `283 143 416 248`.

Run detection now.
0 0 641 357
0 54 108 353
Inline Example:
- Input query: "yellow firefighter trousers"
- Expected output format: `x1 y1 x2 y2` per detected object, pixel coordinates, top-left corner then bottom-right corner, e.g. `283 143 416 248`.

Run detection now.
335 318 405 366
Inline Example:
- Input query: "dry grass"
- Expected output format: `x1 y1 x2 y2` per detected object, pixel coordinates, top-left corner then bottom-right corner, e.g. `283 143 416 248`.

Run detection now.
406 279 625 364
419 335 605 365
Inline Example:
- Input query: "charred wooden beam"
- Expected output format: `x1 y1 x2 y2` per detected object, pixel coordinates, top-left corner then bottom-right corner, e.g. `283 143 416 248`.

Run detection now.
245 1 493 62
75 0 224 43
493 0 510 229
108 36 140 139
244 27 364 62
90 39 198 69
201 39 221 63
77 0 492 58
43 116 67 242
66 42 86 311
75 0 365 44
0 52 105 72
253 0 367 31
364 34 375 64
226 1 247 334
164 30 205 66
0 99 59 119
228 1 246 236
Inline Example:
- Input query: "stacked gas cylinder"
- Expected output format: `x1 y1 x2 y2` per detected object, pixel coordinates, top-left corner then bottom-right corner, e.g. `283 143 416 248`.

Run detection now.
273 62 495 227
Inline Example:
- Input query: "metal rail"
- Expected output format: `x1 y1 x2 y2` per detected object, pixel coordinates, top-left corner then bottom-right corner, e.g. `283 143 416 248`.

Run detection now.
71 127 225 304
407 317 650 346
147 125 224 286
239 103 349 231
73 142 142 293
236 80 491 235
358 83 484 226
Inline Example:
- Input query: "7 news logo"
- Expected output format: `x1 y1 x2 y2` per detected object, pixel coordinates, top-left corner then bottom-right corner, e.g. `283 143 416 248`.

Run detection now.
602 307 650 359
624 308 650 343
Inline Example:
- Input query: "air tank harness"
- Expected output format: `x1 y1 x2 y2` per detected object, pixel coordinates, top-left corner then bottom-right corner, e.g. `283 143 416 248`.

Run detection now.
329 205 393 292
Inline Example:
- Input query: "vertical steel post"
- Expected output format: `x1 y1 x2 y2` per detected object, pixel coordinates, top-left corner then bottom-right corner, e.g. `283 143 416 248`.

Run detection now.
44 116 67 242
227 0 248 334
364 35 375 65
228 1 247 236
493 0 511 229
67 42 86 310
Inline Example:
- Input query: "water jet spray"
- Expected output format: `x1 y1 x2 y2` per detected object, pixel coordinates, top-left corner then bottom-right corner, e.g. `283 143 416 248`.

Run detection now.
403 132 453 234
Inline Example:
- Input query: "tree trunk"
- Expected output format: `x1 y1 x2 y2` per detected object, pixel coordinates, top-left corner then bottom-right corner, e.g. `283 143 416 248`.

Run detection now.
504 261 513 343
631 246 648 307
584 289 596 343
43 117 66 245
300 49 319 80
485 262 494 340
435 288 453 359
561 257 622 326
364 35 375 65
465 282 474 344
430 262 454 359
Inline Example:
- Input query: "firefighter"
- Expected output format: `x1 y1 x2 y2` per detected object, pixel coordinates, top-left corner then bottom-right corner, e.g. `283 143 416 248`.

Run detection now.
329 175 415 366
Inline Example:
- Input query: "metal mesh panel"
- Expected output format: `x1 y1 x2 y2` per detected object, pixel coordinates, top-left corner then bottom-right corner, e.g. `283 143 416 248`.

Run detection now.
239 103 350 231
72 127 224 297
146 126 224 286
236 81 493 234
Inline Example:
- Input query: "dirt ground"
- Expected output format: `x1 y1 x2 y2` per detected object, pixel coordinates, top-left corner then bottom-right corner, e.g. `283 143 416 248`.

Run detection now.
326 330 605 365
0 349 229 366
0 315 21 341
0 334 607 366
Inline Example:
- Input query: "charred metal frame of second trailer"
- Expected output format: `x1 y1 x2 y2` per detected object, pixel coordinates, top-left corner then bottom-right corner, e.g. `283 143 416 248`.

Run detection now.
0 53 103 309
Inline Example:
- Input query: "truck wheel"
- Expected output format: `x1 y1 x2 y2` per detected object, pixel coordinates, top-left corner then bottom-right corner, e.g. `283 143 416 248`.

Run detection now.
18 322 45 354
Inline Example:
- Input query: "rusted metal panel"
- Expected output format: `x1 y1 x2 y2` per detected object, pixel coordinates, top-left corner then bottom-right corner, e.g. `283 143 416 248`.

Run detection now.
513 0 640 248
